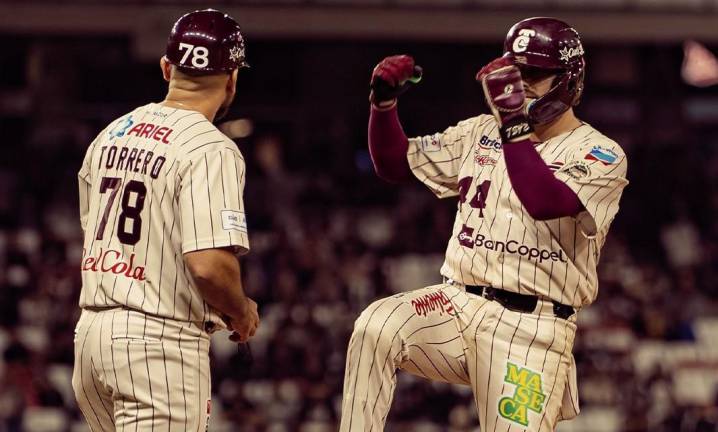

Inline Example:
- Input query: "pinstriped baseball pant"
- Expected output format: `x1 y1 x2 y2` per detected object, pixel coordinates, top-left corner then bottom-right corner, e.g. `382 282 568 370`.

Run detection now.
72 308 212 432
340 283 579 432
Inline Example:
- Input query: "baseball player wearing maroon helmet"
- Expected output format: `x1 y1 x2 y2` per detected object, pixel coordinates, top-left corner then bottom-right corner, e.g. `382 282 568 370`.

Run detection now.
72 9 258 431
340 17 628 431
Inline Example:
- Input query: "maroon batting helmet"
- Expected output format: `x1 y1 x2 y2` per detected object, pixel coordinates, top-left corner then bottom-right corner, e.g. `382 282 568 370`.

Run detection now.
504 17 585 125
165 9 248 75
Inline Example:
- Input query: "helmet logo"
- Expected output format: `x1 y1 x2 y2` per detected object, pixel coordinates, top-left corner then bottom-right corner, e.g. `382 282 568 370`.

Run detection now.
512 29 536 53
559 43 584 64
504 84 514 94
229 45 244 63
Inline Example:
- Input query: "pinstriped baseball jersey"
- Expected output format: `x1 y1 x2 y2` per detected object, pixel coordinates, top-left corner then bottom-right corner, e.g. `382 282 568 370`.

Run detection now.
407 114 628 308
78 103 249 327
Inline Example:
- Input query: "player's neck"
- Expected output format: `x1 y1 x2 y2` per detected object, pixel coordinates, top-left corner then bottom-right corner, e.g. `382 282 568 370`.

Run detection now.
161 89 222 122
531 110 582 143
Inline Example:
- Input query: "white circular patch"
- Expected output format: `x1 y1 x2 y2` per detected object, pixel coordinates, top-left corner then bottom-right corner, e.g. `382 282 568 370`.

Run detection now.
504 84 514 94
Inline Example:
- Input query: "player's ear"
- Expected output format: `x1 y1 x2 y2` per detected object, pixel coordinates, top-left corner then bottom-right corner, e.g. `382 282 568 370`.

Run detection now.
160 57 172 82
227 69 239 91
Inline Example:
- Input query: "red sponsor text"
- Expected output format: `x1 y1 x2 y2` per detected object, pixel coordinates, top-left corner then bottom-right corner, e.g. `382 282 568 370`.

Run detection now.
81 248 146 281
412 291 456 317
126 122 173 144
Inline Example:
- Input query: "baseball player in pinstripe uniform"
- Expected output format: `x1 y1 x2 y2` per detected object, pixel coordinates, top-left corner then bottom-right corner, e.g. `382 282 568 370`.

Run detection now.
72 10 259 431
340 17 628 431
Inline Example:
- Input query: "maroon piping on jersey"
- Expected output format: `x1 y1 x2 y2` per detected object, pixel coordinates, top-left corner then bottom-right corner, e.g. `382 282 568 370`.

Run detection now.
503 138 584 220
368 105 413 183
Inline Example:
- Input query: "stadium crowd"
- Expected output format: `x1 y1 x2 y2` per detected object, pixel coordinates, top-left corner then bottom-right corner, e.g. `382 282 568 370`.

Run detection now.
1 37 717 432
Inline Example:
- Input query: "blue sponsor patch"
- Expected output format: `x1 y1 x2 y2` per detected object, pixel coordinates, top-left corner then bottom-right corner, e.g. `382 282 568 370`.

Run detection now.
108 115 134 140
584 146 618 165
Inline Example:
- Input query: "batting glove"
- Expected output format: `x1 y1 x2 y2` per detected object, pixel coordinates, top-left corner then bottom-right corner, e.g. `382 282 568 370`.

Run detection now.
477 57 533 143
370 55 423 106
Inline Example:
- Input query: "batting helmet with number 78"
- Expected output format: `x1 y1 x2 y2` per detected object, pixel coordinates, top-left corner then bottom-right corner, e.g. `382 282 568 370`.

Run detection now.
165 9 249 75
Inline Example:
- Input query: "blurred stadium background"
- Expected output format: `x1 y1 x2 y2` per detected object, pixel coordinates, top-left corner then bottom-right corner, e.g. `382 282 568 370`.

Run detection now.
2 1 718 431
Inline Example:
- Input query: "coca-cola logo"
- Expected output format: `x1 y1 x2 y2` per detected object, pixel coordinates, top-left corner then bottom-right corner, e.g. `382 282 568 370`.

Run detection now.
81 248 146 281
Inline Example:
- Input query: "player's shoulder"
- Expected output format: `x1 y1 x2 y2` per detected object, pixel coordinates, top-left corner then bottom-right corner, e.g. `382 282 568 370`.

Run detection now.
566 122 627 162
454 114 497 133
97 106 145 144
175 122 242 163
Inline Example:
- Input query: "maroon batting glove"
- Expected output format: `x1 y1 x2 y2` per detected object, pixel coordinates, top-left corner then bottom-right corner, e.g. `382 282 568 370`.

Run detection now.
475 56 515 82
478 59 533 143
370 55 421 105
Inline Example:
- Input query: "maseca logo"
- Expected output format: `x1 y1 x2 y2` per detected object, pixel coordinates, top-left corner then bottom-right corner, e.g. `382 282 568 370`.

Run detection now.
498 362 546 427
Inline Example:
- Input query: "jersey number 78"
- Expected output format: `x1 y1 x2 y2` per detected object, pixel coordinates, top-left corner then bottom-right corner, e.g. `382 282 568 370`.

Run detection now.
95 176 147 245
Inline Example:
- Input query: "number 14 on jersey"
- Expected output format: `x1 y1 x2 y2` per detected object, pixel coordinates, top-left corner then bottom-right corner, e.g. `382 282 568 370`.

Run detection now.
458 176 492 218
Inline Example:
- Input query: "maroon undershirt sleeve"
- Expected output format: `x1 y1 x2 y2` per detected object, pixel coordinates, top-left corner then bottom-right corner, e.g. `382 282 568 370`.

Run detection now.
368 104 413 183
368 105 582 220
503 139 584 220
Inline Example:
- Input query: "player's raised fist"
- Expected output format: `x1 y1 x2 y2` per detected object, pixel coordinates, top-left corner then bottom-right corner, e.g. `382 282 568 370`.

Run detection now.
478 57 533 142
370 55 423 105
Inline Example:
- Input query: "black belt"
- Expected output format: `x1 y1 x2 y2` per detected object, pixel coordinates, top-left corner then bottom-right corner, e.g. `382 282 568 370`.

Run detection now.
466 285 575 320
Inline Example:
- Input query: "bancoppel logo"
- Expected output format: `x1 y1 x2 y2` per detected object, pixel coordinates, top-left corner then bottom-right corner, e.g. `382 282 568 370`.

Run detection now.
467 234 568 264
457 224 475 248
479 135 502 151
512 29 536 53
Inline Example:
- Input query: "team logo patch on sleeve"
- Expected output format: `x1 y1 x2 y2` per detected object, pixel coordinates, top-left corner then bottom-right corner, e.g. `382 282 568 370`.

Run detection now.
498 362 546 427
584 146 618 165
420 133 442 153
558 161 591 179
547 161 564 172
221 210 247 233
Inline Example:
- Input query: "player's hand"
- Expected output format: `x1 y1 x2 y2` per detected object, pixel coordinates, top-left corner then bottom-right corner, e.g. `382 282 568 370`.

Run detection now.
227 298 259 343
370 55 423 106
477 56 533 143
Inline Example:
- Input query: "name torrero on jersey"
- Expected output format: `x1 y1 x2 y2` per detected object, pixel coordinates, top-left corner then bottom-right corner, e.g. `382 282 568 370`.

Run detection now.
98 145 167 179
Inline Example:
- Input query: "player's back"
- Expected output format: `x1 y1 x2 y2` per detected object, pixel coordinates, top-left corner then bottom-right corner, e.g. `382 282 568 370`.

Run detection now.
78 103 248 324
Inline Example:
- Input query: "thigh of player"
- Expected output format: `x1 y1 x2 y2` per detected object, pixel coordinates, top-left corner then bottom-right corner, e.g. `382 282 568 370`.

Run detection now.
464 300 577 432
107 311 212 432
341 284 473 431
72 310 116 432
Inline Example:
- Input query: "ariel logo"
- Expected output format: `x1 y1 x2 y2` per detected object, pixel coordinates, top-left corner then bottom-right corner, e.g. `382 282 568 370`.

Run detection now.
498 362 546 426
108 115 134 140
512 29 536 53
